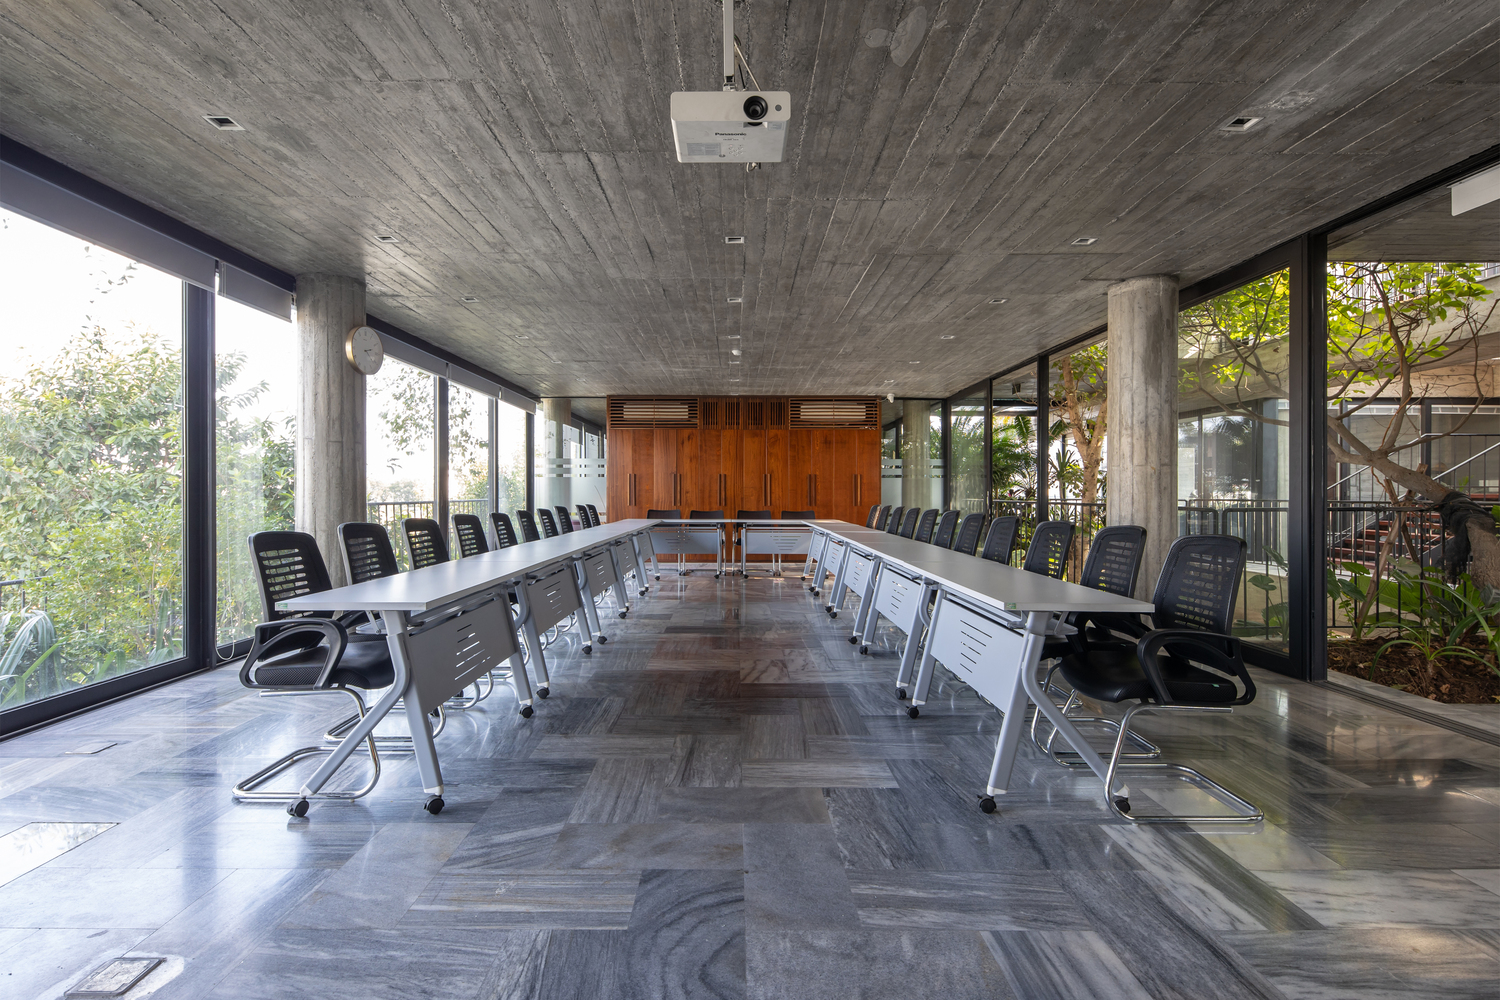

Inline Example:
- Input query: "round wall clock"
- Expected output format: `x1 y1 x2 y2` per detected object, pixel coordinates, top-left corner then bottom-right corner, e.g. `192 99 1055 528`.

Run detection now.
345 325 384 375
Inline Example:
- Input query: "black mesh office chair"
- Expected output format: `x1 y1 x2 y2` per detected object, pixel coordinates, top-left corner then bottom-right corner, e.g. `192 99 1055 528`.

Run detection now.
586 504 601 525
554 506 575 533
689 509 723 520
401 518 450 569
886 506 906 535
452 513 489 558
980 516 1020 565
1032 525 1152 764
930 510 960 548
338 521 399 586
913 509 939 543
1055 534 1261 824
866 504 882 527
576 504 593 529
951 512 985 555
491 512 519 549
898 508 920 538
235 531 391 816
536 508 560 538
874 505 892 530
1022 520 1075 579
781 509 814 520
515 509 541 542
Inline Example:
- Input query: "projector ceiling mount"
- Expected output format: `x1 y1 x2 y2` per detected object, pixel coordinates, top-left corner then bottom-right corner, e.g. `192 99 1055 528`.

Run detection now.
671 0 790 166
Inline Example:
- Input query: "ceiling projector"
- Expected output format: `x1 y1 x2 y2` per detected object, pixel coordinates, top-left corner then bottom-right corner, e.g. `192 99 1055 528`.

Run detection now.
670 91 791 163
671 0 790 164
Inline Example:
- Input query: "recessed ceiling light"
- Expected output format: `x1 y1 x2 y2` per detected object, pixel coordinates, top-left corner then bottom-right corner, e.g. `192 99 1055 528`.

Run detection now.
551 359 563 363
988 297 1008 304
908 361 921 364
731 349 742 356
1220 116 1263 132
729 377 741 382
724 235 745 244
730 360 741 364
726 335 741 339
1070 237 1097 246
727 296 743 304
203 115 244 131
940 335 955 340
460 296 479 303
882 379 896 383
375 234 400 243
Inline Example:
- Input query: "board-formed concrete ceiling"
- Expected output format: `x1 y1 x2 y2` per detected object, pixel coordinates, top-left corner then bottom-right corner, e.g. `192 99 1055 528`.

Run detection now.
1 1 1496 399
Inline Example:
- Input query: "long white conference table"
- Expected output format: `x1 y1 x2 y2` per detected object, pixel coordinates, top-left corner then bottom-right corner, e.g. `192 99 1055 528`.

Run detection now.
276 518 660 814
648 518 815 579
805 520 1154 812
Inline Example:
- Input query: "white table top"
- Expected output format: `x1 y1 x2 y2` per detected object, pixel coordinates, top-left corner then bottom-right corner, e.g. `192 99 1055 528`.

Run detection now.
816 521 1154 615
279 520 660 613
651 518 811 525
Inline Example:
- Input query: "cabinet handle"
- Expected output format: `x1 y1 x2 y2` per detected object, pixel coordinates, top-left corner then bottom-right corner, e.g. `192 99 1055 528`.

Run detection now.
809 473 816 505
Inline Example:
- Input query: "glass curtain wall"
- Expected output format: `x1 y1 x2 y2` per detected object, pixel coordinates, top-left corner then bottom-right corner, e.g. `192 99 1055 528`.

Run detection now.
496 400 528 515
1177 268 1292 653
879 400 944 511
534 398 606 520
447 382 491 524
0 210 186 708
948 386 989 514
215 296 296 648
366 358 436 565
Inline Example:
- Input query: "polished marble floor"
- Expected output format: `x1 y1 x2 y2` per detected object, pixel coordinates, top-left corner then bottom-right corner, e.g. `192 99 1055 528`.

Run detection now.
0 572 1497 999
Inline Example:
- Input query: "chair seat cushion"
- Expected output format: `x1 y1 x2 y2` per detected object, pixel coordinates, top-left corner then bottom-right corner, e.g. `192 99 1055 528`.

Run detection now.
250 638 395 690
1058 646 1240 705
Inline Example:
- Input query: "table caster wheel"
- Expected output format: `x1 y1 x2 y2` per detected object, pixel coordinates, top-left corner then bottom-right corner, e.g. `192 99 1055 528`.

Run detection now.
848 635 859 645
425 796 444 815
979 796 996 814
639 588 648 596
654 575 661 581
829 611 838 620
1114 797 1131 814
618 610 628 619
538 687 550 698
583 644 592 654
519 705 534 718
906 706 920 719
598 635 608 644
895 687 907 700
287 799 309 818
714 572 721 578
859 645 869 655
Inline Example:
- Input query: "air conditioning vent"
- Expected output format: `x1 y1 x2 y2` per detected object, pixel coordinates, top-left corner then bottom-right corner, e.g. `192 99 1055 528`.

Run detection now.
607 396 700 428
789 397 879 428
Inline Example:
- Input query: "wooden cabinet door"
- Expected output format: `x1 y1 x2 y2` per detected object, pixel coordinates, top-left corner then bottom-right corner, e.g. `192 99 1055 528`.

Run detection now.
613 428 654 517
675 427 700 512
829 428 856 521
698 428 741 513
765 427 788 513
741 428 767 511
787 428 816 512
606 425 631 519
652 428 679 512
853 428 881 523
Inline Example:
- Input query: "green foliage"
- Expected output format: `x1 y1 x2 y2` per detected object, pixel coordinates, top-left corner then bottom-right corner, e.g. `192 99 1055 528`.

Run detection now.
1373 568 1500 678
991 416 1033 498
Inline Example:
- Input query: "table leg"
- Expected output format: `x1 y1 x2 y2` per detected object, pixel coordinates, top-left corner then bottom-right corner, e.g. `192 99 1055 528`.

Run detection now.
630 533 650 595
606 544 630 617
859 568 883 650
851 557 881 641
983 611 1049 800
575 557 605 645
909 589 946 707
893 583 934 694
1018 615 1119 794
514 580 551 696
826 542 850 614
298 610 408 798
404 690 444 796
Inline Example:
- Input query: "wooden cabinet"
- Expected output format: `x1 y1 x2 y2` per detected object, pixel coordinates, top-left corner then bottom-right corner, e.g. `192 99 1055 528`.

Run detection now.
606 428 655 519
698 427 739 512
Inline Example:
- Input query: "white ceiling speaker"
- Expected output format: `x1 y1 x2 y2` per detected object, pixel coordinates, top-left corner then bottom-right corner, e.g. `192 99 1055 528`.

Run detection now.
671 1 790 164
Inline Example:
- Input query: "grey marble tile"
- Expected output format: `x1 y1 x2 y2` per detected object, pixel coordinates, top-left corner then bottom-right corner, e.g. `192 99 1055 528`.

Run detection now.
0 927 153 1000
0 865 233 928
741 760 897 787
441 787 581 872
569 758 674 823
742 823 860 930
664 735 744 788
433 757 595 788
548 822 744 871
1256 869 1500 927
531 734 679 759
404 871 641 928
982 930 1155 1000
1223 927 1500 1000
746 927 1016 1000
851 870 1092 930
1275 821 1499 870
280 821 472 929
743 714 807 760
1454 868 1500 895
805 734 954 760
1192 822 1343 872
610 713 745 736
0 820 114 886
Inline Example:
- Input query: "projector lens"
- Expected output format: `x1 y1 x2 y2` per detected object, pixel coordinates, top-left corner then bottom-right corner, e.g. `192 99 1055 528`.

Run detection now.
743 96 768 121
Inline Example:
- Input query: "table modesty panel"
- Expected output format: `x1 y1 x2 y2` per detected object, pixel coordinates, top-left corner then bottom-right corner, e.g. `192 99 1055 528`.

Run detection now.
403 592 520 714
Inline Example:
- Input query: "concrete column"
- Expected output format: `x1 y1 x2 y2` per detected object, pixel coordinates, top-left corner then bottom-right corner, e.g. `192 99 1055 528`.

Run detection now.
1106 274 1179 599
542 397 571 509
901 401 932 509
295 273 366 586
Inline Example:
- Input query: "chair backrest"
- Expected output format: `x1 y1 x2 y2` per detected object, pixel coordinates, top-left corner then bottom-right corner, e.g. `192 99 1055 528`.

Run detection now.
897 507 920 538
980 516 1020 565
553 506 575 533
338 521 399 587
780 509 814 520
689 509 723 520
1079 525 1148 597
249 531 333 622
536 508 560 538
866 504 882 528
913 509 939 543
402 517 450 569
930 510 960 548
875 505 892 530
452 513 490 557
586 504 601 526
737 509 772 521
951 512 985 555
490 511 520 549
515 509 540 542
646 508 681 520
577 505 593 529
1152 534 1247 634
885 506 906 534
1022 520 1075 579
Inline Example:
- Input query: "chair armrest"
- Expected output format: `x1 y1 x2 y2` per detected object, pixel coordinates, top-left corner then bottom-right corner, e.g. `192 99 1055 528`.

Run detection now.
1135 629 1255 706
1061 611 1149 656
242 619 349 689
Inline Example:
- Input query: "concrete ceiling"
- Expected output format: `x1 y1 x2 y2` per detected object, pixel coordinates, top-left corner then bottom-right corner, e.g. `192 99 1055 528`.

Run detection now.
1 1 1496 399
1329 181 1500 261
